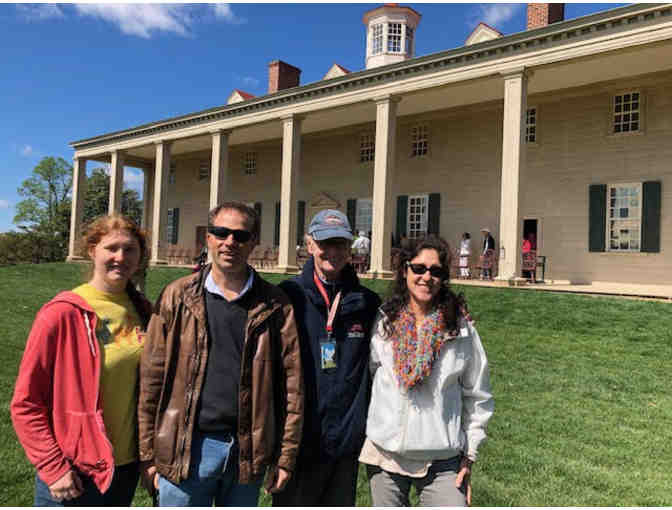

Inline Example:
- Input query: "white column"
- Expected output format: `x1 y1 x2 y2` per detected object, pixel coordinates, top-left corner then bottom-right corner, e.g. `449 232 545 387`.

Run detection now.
210 130 231 210
150 141 171 265
277 114 303 272
67 157 87 261
109 150 124 214
368 95 399 278
141 165 154 230
497 69 527 281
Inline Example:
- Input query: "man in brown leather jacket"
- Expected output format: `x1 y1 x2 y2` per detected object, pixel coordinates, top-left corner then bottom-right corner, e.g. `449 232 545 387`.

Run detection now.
138 202 304 506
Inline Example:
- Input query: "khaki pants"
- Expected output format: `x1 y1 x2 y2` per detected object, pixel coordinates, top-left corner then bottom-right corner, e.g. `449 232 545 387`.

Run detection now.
366 457 467 507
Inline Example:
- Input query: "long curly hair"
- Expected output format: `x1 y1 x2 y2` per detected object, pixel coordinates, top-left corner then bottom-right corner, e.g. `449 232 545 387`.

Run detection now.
381 235 465 337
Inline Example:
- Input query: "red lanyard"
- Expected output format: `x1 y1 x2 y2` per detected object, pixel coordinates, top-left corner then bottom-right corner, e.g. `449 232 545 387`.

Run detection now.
313 272 342 335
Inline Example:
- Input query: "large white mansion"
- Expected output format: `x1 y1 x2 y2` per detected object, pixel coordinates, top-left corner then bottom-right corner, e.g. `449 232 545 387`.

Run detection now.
69 3 672 285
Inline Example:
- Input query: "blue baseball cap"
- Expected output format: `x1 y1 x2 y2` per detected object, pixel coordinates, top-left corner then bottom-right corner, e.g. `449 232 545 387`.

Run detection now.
308 209 353 241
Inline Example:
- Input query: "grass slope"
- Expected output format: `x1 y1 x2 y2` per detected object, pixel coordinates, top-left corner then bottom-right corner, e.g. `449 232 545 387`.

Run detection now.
1 263 671 506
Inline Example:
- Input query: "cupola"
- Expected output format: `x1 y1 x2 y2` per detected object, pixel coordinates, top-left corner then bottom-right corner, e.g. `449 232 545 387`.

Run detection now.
362 4 421 69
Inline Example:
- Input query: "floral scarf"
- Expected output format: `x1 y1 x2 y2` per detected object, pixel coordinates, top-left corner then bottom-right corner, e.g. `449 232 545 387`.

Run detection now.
391 304 461 390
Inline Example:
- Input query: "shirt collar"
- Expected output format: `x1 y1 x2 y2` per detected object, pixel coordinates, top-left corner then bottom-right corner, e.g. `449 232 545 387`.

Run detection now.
205 266 254 302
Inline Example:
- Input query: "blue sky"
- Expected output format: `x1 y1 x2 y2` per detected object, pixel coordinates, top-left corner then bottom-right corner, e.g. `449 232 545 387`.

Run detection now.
0 2 625 232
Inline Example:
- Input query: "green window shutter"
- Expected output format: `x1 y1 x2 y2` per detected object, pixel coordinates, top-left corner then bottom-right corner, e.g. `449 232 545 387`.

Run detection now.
274 201 281 246
427 193 441 235
297 200 306 246
166 207 180 244
642 181 661 253
347 199 357 232
588 184 606 252
254 202 262 240
396 195 408 244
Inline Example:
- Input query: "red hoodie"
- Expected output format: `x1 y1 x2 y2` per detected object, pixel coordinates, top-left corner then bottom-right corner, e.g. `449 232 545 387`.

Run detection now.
11 291 116 493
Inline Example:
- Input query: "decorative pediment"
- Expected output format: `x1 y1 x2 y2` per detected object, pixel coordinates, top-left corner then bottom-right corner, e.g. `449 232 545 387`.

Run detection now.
465 22 502 46
227 89 255 105
309 191 340 209
323 63 351 81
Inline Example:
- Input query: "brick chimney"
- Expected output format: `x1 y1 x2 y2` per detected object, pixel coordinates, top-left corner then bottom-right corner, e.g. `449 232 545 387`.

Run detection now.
527 3 565 30
268 60 301 94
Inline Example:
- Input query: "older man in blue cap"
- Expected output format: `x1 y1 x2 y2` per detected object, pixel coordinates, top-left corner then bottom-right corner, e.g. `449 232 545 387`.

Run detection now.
273 209 381 507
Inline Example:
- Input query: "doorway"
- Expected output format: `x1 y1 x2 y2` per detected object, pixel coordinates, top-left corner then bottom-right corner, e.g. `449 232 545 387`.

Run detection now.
522 218 541 281
523 219 538 247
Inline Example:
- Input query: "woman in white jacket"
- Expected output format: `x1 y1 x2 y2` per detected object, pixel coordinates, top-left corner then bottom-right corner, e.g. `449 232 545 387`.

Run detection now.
359 236 493 506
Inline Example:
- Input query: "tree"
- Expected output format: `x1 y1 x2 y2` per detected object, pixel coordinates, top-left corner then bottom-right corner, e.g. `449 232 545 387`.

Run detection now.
83 168 143 226
14 157 73 262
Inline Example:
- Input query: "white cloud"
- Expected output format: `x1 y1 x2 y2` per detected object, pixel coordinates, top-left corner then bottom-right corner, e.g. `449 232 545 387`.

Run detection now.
0 200 11 209
20 145 33 157
74 4 194 38
241 76 260 88
18 4 245 38
16 4 65 21
212 4 246 25
477 4 523 28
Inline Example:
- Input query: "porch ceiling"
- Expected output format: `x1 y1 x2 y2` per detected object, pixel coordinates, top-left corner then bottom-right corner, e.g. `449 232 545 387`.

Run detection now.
111 39 672 163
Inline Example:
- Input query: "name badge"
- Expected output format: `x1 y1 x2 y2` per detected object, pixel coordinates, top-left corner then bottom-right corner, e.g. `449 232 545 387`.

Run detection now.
320 339 337 370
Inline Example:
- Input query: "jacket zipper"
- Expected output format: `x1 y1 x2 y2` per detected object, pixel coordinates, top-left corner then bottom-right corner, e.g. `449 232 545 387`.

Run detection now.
86 311 115 483
399 386 410 456
180 331 204 478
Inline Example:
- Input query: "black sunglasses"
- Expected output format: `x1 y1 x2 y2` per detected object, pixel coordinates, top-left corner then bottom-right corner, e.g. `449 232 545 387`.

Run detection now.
406 262 446 278
208 226 253 243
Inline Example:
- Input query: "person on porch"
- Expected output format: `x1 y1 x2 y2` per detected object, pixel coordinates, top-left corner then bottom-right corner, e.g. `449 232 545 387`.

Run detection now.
480 228 496 280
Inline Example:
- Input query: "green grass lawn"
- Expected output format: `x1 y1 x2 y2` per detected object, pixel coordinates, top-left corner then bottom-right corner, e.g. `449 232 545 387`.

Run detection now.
1 263 671 506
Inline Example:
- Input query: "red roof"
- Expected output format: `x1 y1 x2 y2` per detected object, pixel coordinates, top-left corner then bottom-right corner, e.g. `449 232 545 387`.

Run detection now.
333 64 351 74
233 89 255 100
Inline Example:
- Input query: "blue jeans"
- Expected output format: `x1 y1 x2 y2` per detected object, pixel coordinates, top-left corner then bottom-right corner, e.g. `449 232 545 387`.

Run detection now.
158 430 262 506
34 461 139 506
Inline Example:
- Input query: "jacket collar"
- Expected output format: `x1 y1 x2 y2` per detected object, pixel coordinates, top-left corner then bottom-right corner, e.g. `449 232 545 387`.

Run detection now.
298 256 361 306
184 264 281 326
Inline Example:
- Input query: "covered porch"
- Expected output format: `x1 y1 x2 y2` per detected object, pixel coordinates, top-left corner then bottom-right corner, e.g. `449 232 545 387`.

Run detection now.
68 4 672 284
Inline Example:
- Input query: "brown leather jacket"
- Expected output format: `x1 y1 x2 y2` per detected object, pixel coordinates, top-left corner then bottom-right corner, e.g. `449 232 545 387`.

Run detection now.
138 266 304 484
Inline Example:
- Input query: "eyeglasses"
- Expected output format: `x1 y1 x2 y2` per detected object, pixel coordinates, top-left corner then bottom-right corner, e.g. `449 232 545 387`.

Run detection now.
406 262 446 279
207 226 253 243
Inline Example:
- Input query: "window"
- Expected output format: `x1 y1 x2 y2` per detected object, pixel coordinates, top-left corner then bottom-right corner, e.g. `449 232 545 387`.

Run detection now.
166 207 179 244
359 132 375 162
405 25 414 55
168 162 176 185
607 183 641 251
198 160 210 181
526 107 537 143
407 195 428 239
355 198 373 234
388 23 402 52
371 24 383 55
613 91 640 133
411 124 428 157
243 152 256 175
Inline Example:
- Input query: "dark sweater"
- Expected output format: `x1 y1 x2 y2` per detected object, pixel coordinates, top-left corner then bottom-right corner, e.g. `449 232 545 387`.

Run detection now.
197 285 253 433
279 257 381 460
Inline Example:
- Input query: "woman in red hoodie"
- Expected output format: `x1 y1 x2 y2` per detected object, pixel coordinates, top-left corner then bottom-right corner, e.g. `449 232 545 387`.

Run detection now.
11 214 152 506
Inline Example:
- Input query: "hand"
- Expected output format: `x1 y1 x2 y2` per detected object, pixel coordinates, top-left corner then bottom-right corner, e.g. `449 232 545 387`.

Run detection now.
455 463 472 506
48 470 84 502
140 461 159 495
264 467 290 494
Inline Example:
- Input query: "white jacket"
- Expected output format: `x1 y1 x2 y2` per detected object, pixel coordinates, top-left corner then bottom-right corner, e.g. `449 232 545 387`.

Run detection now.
365 312 494 461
